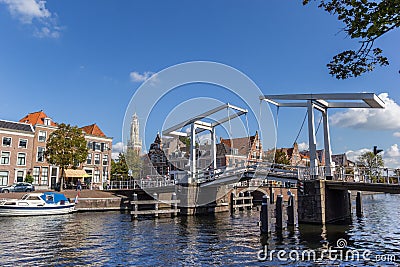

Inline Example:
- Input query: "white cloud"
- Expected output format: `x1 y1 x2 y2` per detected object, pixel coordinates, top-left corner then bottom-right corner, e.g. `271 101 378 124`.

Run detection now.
393 132 400 138
297 142 308 151
130 71 156 83
330 93 400 130
112 142 126 160
0 0 61 38
345 145 400 169
345 148 370 162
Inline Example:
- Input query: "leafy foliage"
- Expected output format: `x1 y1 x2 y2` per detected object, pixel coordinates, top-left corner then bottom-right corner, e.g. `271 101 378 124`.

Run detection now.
111 153 129 180
125 148 142 179
44 123 88 190
274 150 291 165
357 151 384 169
24 174 34 184
303 0 398 79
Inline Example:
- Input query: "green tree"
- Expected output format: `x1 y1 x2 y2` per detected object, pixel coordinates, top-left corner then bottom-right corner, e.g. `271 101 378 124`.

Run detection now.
358 151 384 169
44 123 88 191
358 151 384 182
24 174 34 184
274 150 290 165
111 153 129 180
125 148 142 179
303 0 398 79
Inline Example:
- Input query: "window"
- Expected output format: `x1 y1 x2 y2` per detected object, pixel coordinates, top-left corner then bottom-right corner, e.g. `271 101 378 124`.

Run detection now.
1 151 10 165
2 137 11 147
16 170 24 183
104 143 109 151
94 154 100 165
17 153 26 166
44 118 51 126
101 143 105 152
0 171 8 186
86 153 92 164
87 141 92 150
19 139 28 148
32 167 40 185
41 167 48 185
37 147 45 162
102 155 108 165
94 170 100 183
94 142 101 151
103 166 108 181
38 131 47 142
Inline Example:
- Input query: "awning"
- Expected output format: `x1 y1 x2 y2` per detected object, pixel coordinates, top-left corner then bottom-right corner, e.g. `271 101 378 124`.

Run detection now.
64 169 91 178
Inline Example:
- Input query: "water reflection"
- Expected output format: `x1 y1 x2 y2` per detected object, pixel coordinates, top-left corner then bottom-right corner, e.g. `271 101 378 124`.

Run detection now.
0 194 398 266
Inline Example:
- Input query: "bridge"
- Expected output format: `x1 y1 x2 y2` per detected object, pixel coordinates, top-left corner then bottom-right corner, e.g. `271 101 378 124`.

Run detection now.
125 92 400 223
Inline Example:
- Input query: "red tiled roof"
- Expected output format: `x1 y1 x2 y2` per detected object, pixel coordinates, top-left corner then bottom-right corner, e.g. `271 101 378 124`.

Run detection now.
19 110 57 126
80 124 106 137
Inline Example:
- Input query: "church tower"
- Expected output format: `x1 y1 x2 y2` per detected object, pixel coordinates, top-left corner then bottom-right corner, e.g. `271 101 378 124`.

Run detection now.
128 112 142 154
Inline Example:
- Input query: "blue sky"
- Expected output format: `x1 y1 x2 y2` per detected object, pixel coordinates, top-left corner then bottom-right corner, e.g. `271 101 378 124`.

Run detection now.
0 1 399 166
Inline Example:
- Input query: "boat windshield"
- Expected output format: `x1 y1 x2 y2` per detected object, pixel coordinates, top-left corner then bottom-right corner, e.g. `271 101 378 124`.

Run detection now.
21 194 29 200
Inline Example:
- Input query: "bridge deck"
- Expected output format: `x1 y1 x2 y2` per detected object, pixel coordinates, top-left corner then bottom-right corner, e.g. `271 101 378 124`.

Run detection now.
325 181 400 194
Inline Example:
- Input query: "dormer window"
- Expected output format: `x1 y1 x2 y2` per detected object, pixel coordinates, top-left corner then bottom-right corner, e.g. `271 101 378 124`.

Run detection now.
44 117 51 126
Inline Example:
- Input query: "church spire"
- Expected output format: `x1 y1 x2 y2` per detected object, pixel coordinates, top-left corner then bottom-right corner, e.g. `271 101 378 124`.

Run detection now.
128 112 142 153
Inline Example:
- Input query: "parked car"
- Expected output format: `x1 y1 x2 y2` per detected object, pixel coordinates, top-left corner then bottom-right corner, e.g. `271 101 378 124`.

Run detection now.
0 183 35 193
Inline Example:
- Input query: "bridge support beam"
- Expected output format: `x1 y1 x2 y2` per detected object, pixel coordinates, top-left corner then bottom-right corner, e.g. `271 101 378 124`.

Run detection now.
307 101 319 177
298 180 351 224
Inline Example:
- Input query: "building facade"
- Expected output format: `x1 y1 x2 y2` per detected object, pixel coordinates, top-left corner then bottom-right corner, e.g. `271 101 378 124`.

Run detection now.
0 120 35 186
217 131 263 169
0 110 115 190
80 124 113 189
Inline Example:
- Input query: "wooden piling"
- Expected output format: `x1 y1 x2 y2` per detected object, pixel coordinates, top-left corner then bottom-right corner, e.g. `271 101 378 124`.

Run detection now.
287 194 296 226
356 191 362 217
276 195 284 230
260 195 270 234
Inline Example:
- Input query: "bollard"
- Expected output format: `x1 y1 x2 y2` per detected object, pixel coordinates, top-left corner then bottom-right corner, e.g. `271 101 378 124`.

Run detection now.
171 192 178 217
276 195 284 230
269 186 275 204
287 194 296 226
356 191 362 217
132 193 138 220
260 195 270 234
153 193 159 218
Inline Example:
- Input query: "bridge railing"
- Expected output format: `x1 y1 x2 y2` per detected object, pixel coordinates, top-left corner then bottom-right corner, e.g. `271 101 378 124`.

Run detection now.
297 165 400 185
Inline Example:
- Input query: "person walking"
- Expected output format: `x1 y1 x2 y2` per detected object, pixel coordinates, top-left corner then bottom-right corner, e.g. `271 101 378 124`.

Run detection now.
76 179 82 191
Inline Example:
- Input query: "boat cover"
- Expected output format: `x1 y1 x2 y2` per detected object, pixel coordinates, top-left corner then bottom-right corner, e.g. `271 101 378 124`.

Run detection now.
40 192 69 204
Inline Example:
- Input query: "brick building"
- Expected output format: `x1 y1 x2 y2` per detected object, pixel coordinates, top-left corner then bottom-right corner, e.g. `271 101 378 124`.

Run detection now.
0 120 35 186
216 131 263 168
0 110 113 190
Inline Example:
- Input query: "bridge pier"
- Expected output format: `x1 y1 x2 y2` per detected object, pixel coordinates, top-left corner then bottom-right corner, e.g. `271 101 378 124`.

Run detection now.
298 180 351 224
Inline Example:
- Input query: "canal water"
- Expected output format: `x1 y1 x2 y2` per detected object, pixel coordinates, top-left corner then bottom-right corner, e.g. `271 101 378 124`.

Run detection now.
0 194 399 266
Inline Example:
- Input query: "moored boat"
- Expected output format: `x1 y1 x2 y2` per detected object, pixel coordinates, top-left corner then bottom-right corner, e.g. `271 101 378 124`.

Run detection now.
0 192 75 216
